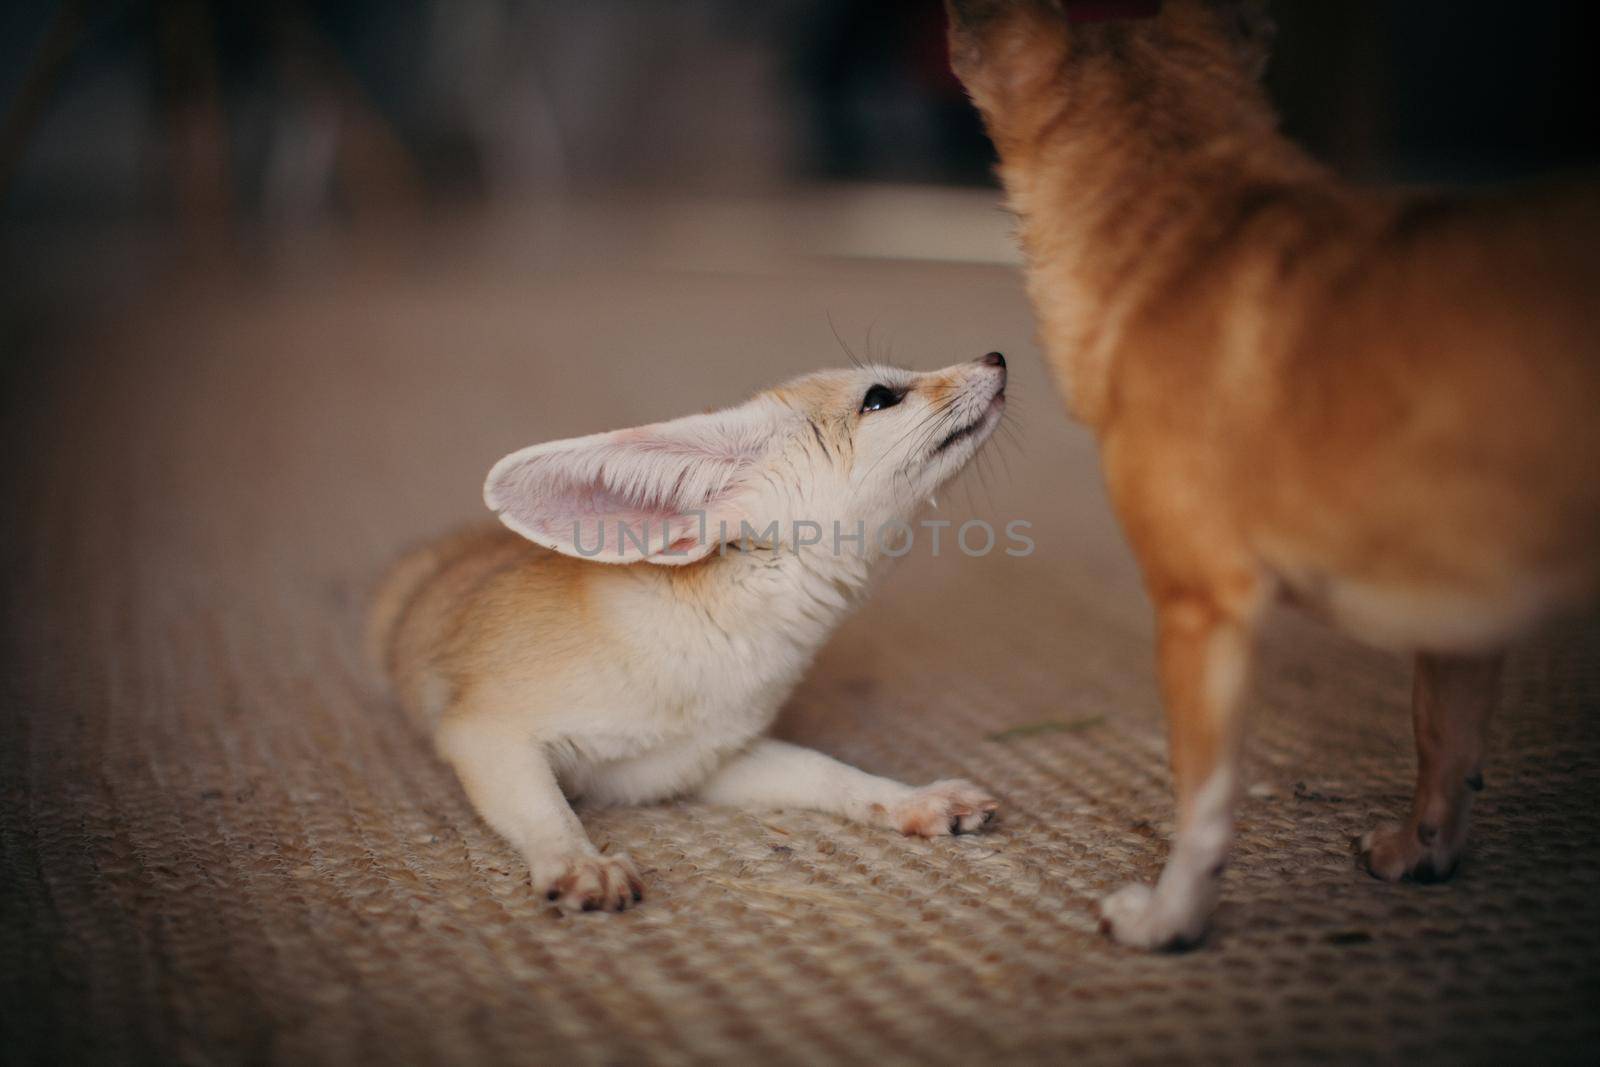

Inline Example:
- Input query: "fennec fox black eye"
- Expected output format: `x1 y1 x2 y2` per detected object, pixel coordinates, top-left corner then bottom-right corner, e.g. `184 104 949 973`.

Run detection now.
859 384 904 413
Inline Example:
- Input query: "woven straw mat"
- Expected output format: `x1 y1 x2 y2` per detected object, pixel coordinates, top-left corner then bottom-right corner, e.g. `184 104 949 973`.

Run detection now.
3 258 1597 1065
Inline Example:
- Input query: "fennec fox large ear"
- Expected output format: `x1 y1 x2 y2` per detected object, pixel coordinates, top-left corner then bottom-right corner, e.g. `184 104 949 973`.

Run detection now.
484 405 775 565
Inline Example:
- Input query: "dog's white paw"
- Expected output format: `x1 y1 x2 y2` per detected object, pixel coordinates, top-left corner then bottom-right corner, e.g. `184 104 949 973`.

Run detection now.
1098 882 1207 951
884 779 999 837
531 852 644 913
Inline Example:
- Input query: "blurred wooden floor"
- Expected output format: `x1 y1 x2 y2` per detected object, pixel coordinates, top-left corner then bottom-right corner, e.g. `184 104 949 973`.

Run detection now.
2 212 1598 1065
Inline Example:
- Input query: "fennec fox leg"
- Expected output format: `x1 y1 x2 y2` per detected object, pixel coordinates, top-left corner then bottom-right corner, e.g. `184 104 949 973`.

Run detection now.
436 709 643 912
695 738 997 837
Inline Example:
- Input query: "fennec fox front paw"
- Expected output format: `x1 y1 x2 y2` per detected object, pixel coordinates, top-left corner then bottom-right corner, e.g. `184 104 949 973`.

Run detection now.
532 851 644 913
884 779 999 837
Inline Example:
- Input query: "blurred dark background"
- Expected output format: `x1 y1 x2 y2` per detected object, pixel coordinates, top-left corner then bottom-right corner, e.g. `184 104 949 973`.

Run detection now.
4 0 1599 234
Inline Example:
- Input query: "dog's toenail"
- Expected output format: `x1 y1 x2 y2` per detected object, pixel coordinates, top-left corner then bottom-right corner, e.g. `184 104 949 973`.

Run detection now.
1416 823 1438 844
633 890 643 902
582 900 598 912
547 889 560 901
949 817 962 834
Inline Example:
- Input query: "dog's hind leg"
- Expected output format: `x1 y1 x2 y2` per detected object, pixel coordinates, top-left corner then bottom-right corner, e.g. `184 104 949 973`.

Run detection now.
1359 652 1502 882
1100 595 1257 950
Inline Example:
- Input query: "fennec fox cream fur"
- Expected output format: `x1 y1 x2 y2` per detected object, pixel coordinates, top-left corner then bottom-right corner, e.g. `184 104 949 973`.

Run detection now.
946 0 1600 948
370 355 1009 911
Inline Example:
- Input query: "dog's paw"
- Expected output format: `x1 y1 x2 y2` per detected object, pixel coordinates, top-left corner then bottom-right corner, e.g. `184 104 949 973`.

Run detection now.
531 852 644 913
1098 883 1207 951
1357 822 1460 884
886 779 999 837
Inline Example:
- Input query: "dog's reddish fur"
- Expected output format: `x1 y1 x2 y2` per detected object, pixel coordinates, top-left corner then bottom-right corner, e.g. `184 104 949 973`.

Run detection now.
947 0 1600 947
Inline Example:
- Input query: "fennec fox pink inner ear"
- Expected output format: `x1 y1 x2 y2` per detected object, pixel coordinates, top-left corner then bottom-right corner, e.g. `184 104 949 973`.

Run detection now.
483 407 772 565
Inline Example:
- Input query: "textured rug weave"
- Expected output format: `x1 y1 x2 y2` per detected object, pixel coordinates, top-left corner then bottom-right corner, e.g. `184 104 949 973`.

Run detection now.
3 248 1597 1065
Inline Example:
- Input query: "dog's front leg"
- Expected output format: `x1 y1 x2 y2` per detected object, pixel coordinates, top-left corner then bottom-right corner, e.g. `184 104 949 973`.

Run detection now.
1100 597 1255 950
695 738 998 837
1359 652 1502 882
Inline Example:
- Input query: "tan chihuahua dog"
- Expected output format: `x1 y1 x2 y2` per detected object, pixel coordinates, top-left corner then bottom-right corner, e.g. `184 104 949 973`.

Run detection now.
946 0 1600 947
369 356 1008 911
